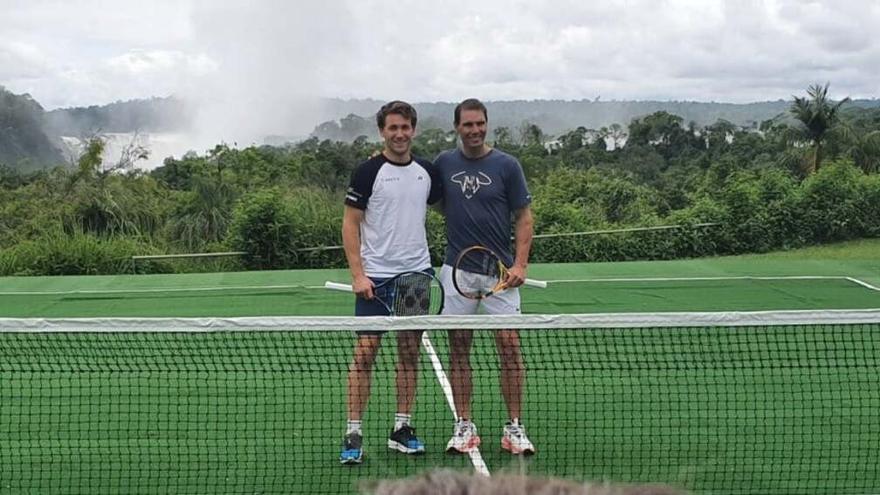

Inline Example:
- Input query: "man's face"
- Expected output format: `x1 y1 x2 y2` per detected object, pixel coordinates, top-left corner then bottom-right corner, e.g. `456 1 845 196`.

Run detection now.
380 113 415 156
456 109 488 149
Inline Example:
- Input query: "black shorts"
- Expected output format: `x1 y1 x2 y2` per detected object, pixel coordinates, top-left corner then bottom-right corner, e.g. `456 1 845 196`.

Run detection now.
354 276 392 336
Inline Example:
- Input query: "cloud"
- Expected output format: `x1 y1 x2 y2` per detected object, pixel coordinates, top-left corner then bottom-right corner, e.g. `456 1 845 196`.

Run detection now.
0 0 878 138
0 40 50 81
105 50 217 76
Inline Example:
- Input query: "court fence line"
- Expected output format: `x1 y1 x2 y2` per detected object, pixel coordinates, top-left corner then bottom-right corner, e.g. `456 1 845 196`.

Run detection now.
129 223 722 260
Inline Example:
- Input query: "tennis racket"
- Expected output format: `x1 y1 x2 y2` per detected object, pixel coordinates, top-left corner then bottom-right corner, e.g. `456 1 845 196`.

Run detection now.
452 245 547 300
325 271 444 316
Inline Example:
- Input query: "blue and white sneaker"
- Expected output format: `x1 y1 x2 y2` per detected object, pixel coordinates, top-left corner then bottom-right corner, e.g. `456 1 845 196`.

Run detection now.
340 432 363 464
387 424 425 454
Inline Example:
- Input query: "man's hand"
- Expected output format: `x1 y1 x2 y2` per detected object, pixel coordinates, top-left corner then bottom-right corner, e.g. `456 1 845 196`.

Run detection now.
505 265 527 288
352 274 375 299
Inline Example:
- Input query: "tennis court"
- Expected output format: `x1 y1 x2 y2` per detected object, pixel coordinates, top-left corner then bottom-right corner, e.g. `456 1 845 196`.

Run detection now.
1 256 879 494
1 258 878 317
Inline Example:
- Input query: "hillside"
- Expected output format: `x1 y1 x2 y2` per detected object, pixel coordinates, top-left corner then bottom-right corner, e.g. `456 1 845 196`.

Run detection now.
45 96 192 136
310 98 880 141
0 86 64 169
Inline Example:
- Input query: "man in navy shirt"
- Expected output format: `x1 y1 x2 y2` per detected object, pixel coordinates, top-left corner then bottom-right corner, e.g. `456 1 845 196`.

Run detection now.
436 98 536 455
339 101 441 464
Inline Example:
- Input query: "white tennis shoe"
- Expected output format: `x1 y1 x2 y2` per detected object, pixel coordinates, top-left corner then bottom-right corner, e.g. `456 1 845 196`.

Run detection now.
446 419 481 453
501 421 535 455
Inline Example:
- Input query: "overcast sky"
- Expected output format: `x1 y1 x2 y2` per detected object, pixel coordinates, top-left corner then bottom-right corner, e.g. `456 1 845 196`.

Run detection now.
2 0 878 138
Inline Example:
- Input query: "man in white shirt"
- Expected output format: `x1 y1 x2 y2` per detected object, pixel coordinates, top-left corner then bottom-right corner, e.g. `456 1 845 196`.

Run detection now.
339 101 441 465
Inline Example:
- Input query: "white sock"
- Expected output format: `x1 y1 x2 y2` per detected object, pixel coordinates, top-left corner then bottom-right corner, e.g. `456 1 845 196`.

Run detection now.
394 413 411 431
346 420 362 435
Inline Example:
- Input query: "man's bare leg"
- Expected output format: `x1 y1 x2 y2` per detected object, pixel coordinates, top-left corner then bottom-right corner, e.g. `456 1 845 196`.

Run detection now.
494 329 524 420
395 330 422 414
347 334 382 420
448 329 474 419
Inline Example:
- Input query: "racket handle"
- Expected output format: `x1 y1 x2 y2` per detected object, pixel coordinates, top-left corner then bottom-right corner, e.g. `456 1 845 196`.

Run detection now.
524 278 547 289
324 281 354 292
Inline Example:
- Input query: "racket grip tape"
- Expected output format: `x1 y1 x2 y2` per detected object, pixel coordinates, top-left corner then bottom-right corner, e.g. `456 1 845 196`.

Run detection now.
524 278 548 288
324 281 354 292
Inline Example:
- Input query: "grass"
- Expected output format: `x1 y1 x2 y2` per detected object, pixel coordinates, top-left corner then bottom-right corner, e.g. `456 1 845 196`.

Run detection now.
1 238 879 317
1 326 877 494
0 239 879 493
741 238 880 260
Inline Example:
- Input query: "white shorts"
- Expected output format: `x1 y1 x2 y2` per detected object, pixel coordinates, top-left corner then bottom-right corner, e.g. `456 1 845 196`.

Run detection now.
439 264 521 315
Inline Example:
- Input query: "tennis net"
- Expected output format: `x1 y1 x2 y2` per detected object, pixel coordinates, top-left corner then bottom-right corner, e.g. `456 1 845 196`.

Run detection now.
0 310 878 494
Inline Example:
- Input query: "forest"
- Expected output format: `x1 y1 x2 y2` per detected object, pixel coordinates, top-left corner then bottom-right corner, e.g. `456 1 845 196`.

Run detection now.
1 84 878 276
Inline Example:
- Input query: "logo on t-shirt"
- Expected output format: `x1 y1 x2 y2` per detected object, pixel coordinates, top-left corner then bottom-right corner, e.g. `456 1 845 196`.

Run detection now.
450 171 492 199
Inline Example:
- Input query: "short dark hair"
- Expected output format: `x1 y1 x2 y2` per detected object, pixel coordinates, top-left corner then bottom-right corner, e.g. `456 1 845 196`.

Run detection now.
376 100 417 129
453 98 488 126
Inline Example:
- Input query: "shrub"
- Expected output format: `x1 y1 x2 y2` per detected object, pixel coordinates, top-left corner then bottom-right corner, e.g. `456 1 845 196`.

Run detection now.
0 231 155 276
796 160 865 243
227 187 344 270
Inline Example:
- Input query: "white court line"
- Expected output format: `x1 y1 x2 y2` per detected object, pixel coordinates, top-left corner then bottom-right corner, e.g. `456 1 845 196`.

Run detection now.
548 275 880 293
0 277 829 295
3 275 877 296
0 284 308 296
421 332 490 477
549 275 850 283
846 277 880 291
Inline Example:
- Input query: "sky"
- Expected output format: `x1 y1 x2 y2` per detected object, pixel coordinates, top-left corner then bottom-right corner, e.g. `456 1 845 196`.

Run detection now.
1 0 878 140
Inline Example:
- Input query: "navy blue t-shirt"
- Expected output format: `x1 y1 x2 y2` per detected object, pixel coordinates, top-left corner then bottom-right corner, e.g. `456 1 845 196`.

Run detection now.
435 148 531 267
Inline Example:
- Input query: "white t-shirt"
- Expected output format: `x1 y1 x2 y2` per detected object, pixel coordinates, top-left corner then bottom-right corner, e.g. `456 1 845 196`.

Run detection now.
345 154 441 278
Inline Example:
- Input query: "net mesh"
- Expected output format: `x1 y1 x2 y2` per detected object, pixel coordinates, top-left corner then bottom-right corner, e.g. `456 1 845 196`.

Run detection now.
0 311 878 494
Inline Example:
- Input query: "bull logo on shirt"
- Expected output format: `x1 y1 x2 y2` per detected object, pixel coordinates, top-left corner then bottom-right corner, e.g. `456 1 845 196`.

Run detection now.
450 171 492 199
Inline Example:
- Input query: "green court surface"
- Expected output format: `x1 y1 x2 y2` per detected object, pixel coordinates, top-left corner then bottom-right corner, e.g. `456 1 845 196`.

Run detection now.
0 257 878 317
1 252 879 494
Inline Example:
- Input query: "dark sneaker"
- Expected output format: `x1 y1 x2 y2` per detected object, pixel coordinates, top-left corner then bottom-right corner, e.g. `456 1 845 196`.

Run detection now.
340 432 363 464
387 424 425 454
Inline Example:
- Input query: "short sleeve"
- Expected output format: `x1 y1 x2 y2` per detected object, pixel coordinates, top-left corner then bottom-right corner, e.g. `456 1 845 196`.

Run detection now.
505 157 532 210
344 158 382 210
421 159 443 205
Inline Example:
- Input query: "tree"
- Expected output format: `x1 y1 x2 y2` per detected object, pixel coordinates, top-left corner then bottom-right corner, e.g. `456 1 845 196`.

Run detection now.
626 111 691 159
62 135 160 237
518 121 544 147
558 126 588 153
837 122 880 174
704 119 737 152
0 86 64 168
166 177 235 250
789 83 850 174
493 126 515 148
847 130 880 174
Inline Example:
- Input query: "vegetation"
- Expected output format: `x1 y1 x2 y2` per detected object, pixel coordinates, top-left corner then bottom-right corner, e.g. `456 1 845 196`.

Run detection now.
312 96 880 142
0 85 878 276
0 86 63 168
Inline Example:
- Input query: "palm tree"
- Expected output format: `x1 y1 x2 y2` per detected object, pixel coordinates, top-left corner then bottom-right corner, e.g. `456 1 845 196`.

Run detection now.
167 178 235 250
838 124 880 174
789 83 850 174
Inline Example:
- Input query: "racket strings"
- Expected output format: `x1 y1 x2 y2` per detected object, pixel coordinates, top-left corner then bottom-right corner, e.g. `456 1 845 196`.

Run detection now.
391 273 441 316
455 249 505 298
